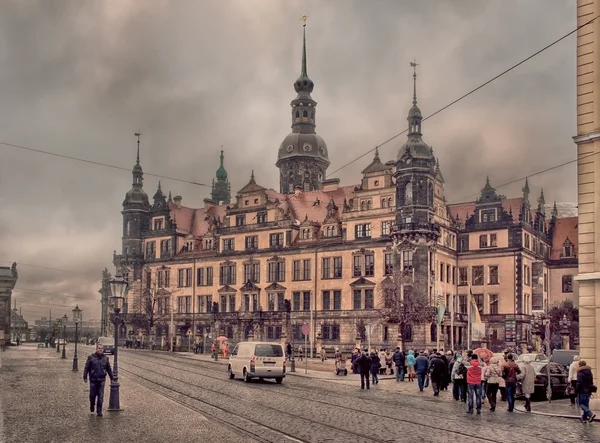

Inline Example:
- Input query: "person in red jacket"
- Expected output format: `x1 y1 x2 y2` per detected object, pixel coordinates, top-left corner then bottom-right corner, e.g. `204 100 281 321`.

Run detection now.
466 354 483 414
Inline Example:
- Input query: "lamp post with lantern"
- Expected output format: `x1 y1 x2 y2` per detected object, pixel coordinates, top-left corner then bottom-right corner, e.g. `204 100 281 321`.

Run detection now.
107 275 127 412
72 305 82 371
61 314 68 359
56 318 62 353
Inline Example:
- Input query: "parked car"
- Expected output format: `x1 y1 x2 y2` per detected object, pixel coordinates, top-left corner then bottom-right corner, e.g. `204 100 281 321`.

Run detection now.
228 341 286 384
97 336 115 355
516 361 568 400
516 353 547 363
550 350 579 373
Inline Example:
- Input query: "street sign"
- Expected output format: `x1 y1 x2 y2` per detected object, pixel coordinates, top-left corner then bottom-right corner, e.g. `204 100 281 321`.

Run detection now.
301 324 310 336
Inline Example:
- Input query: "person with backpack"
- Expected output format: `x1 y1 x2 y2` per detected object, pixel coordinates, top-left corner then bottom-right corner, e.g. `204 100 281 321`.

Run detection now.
466 354 483 414
392 347 405 382
356 349 373 390
451 353 467 402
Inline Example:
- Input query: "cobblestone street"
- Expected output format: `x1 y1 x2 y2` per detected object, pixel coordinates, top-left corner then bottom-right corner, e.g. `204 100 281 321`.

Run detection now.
2 345 600 443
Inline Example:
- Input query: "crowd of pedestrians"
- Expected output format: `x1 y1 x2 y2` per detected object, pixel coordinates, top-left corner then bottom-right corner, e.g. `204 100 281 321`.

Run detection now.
347 347 596 423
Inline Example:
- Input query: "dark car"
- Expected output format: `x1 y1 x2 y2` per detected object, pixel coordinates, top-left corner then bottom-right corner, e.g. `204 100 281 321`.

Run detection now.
97 336 115 355
516 361 568 400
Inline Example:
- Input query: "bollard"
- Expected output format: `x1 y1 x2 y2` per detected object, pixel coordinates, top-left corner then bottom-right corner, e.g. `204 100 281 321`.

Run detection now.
290 357 296 373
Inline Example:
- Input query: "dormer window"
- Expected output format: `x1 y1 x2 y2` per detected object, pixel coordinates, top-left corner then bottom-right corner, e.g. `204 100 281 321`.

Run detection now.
254 198 259 204
203 238 213 250
257 212 267 224
236 215 246 226
183 241 194 252
300 228 313 240
562 238 575 258
323 225 337 238
154 219 163 230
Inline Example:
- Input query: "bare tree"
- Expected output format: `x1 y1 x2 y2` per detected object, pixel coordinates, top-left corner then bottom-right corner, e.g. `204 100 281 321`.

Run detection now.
129 271 172 334
376 265 434 347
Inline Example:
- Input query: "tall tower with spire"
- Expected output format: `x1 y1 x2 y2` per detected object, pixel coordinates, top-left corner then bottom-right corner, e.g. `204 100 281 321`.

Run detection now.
117 133 150 280
276 17 330 194
391 62 440 326
211 149 231 204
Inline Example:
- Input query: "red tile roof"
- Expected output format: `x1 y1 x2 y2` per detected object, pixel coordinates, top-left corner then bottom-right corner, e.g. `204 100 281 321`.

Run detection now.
550 216 578 260
448 197 525 223
169 202 228 237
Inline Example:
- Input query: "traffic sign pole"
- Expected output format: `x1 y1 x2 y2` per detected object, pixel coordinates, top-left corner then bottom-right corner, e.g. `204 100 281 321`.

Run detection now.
302 323 310 374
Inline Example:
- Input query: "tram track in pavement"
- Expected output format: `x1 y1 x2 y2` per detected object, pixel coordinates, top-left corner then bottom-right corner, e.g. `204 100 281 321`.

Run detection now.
121 351 507 442
120 361 400 443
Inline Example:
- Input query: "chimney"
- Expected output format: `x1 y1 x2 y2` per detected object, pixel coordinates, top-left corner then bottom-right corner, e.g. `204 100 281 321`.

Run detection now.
322 178 340 192
173 195 182 208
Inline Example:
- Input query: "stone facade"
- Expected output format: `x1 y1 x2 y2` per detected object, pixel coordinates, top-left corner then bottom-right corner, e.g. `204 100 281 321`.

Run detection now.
108 27 579 354
0 263 18 346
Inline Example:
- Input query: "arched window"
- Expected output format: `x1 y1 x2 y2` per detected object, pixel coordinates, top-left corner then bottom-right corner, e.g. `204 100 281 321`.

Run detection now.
430 323 437 342
388 197 393 208
381 198 387 208
295 110 300 119
360 201 366 211
310 110 314 120
303 109 308 118
405 181 413 204
367 200 372 210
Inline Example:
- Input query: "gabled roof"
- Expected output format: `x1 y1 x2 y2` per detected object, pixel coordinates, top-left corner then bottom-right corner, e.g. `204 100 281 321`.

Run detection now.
239 281 261 292
265 282 287 291
361 148 390 175
350 277 376 287
238 171 266 195
218 285 237 293
550 217 578 260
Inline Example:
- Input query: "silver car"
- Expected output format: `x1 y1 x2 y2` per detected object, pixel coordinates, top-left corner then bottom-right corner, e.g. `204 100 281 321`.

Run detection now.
97 336 115 355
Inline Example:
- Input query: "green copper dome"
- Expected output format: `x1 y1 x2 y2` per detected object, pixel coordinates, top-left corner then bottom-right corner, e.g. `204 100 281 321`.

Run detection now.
216 150 227 181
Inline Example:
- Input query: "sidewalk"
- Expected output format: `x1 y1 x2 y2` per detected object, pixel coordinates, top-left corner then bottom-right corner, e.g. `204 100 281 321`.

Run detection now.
515 398 600 421
0 344 254 443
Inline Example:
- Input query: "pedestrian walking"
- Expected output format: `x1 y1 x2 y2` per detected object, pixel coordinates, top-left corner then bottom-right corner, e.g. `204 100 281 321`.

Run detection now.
83 344 113 417
393 347 405 382
286 342 292 361
414 352 429 392
451 353 467 402
321 347 327 362
466 354 483 414
370 350 381 385
502 353 521 412
429 352 446 396
576 360 596 423
297 345 303 361
518 356 535 412
484 357 503 412
356 349 372 390
567 355 580 406
406 349 416 382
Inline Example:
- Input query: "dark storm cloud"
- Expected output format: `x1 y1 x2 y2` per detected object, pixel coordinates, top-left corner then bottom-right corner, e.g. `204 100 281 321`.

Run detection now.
0 0 577 321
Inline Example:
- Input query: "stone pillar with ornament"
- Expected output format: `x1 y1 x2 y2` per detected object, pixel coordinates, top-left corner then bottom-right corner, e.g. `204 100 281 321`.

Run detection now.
316 330 323 354
560 314 571 350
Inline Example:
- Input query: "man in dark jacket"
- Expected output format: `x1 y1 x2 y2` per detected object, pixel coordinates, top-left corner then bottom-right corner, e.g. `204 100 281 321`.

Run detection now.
576 360 595 423
356 349 372 390
83 344 114 416
502 353 521 412
414 352 429 392
392 347 405 382
428 353 447 396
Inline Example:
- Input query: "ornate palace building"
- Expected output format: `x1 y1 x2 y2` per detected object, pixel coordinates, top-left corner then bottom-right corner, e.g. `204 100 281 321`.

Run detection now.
109 26 578 353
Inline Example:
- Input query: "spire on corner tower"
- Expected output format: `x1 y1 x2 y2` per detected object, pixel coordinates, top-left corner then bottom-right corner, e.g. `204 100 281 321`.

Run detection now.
211 147 231 204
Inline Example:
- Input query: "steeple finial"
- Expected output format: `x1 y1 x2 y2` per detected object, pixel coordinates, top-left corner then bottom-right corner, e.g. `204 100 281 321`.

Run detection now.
551 200 558 218
374 146 380 161
158 180 162 191
220 147 224 167
486 175 490 186
168 191 172 203
251 169 255 182
538 188 545 207
135 132 141 164
301 15 308 77
410 59 419 106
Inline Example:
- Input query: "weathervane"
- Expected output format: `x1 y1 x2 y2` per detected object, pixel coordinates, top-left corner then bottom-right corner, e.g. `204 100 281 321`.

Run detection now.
410 59 418 105
301 14 307 27
134 131 142 163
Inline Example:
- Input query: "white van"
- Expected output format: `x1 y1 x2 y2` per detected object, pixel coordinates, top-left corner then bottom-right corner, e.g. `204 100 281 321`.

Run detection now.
228 341 286 383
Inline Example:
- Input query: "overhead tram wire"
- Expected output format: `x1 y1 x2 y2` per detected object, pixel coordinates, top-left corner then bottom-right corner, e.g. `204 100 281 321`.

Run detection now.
0 141 211 188
0 259 90 275
328 14 600 177
448 149 598 204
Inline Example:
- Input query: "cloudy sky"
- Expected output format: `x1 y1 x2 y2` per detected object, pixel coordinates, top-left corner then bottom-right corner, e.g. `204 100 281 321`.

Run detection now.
0 0 578 323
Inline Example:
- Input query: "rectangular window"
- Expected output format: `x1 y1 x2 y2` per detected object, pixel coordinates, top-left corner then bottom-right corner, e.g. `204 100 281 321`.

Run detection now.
160 239 172 257
543 273 548 292
489 265 499 285
244 263 260 283
206 295 213 313
303 259 311 280
252 294 258 311
268 262 285 282
459 295 467 314
322 324 330 340
268 293 275 311
489 294 499 315
178 296 191 314
439 262 444 282
229 295 236 312
322 291 331 310
365 254 374 277
446 264 451 283
452 266 456 285
269 233 284 247
178 269 185 287
353 290 362 310
333 290 342 310
197 296 205 314
381 221 391 236
145 241 156 258
490 233 497 247
154 219 163 230
525 233 530 249
220 295 227 313
236 215 245 226
322 258 331 279
222 238 235 251
186 269 192 287
333 257 343 278
524 265 531 286
402 251 413 270
302 291 311 311
479 234 488 248
532 293 543 311
459 236 469 252
472 266 484 286
292 292 301 311
277 293 285 311
562 275 573 293
257 212 267 224
365 289 374 309
293 260 301 281
473 294 484 316
355 223 371 239
353 255 363 277
384 253 394 275
245 236 258 250
244 295 250 312
219 264 236 285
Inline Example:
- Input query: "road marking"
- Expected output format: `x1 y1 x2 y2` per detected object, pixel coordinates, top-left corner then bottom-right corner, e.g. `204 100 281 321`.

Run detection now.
283 436 304 443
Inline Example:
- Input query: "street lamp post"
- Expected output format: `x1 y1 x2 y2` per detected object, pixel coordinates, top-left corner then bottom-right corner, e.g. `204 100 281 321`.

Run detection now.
72 305 82 371
56 319 62 353
61 314 68 359
108 275 127 412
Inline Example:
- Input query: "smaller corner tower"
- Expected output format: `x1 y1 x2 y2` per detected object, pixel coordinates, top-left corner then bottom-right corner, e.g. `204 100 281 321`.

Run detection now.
211 149 232 204
276 16 330 194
